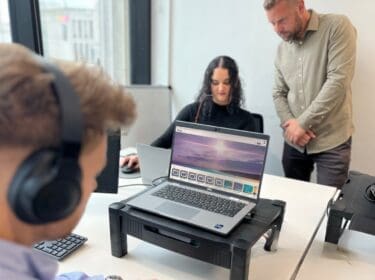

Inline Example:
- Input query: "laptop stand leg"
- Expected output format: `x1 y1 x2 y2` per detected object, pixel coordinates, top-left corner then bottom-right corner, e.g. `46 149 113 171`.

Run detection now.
230 239 250 280
325 209 345 244
109 202 128 257
264 200 285 251
264 225 280 252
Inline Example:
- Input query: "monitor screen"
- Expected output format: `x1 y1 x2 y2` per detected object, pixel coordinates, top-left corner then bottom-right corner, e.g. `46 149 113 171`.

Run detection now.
95 131 120 193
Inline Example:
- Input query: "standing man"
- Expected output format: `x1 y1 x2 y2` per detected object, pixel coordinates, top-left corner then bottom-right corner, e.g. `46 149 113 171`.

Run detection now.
264 0 357 187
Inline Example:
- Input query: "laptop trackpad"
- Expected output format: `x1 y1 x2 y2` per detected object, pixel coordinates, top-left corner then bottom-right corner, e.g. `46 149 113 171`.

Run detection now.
156 202 199 220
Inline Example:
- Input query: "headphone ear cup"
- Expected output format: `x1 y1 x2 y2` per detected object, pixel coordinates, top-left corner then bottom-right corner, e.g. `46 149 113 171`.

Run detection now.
8 148 82 224
35 158 82 222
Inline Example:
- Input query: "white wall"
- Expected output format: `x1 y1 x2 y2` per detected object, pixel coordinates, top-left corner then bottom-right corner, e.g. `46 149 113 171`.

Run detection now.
151 0 170 85
156 0 375 176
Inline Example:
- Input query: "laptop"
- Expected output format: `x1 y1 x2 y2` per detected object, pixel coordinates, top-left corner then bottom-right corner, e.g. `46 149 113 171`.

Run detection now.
136 143 171 185
127 121 270 235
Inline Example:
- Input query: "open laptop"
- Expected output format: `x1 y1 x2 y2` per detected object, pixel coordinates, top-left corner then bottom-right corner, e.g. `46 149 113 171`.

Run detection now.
127 121 270 235
137 143 171 185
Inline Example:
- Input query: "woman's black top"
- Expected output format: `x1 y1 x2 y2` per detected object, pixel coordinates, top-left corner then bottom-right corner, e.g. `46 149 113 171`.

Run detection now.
151 102 257 148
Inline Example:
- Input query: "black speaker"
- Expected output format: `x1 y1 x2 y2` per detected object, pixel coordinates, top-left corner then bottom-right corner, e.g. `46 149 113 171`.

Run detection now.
7 59 83 224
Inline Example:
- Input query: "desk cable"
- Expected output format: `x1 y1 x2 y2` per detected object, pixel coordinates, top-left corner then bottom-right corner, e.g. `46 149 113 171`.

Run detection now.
289 188 340 280
118 176 168 188
151 176 168 186
118 183 152 188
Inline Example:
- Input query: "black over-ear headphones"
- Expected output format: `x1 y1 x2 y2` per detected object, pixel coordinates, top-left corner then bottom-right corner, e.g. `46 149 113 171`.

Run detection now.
7 59 83 224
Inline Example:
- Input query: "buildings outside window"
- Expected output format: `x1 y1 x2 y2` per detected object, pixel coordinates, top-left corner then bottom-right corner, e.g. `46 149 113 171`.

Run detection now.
39 0 130 84
0 0 11 42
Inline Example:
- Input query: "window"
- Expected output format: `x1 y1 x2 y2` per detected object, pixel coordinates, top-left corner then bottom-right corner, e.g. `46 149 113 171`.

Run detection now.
89 21 93 39
38 0 131 85
0 0 11 42
72 19 77 38
62 24 68 41
7 0 151 85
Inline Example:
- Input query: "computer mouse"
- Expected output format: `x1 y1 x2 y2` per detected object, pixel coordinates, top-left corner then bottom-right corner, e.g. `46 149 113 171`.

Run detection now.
120 165 138 174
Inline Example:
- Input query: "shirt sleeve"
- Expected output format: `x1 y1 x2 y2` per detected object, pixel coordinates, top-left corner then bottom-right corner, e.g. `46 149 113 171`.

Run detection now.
151 103 196 148
297 16 357 130
272 51 295 125
56 272 105 280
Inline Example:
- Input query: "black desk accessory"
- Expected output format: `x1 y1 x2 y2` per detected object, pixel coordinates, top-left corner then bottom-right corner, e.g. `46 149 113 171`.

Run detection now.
33 232 87 261
109 198 285 280
96 132 121 193
325 170 375 244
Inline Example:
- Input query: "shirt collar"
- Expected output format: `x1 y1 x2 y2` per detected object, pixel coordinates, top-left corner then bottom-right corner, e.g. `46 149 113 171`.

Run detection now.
288 9 319 44
306 10 319 32
0 238 58 280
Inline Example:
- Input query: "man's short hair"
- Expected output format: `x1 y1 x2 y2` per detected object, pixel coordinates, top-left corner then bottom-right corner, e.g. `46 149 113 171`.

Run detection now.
263 0 297 10
0 43 136 152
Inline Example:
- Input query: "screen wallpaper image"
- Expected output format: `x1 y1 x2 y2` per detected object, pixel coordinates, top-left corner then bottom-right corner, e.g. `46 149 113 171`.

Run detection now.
171 131 267 184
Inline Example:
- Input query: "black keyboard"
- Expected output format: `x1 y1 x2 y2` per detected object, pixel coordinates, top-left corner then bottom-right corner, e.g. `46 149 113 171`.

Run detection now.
152 184 246 217
33 233 87 261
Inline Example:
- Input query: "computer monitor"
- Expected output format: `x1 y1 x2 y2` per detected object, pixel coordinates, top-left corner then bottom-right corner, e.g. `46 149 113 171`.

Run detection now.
95 131 120 193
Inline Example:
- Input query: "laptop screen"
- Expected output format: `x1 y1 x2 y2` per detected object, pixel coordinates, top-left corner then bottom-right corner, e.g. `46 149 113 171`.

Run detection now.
169 121 269 200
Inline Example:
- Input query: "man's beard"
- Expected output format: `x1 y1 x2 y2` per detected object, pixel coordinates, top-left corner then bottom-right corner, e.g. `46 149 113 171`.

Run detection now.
278 14 304 41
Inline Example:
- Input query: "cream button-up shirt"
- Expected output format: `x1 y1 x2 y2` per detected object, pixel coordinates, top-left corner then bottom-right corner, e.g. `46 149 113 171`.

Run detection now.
273 10 356 153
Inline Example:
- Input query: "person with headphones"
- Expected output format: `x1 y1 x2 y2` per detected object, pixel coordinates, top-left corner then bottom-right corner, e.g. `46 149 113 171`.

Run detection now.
121 55 258 171
0 43 136 279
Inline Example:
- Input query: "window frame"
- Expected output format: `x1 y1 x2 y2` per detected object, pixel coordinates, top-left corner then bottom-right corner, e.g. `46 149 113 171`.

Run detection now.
7 0 151 85
8 0 44 54
129 0 151 84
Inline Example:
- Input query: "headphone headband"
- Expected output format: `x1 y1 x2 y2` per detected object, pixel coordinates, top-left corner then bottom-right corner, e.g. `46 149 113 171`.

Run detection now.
39 61 83 157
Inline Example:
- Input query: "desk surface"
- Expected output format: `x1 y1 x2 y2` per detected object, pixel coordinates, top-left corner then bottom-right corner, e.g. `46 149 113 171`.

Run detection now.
58 174 336 280
297 219 375 280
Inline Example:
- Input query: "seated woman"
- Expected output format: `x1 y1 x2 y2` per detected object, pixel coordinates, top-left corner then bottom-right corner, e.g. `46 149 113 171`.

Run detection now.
122 55 257 170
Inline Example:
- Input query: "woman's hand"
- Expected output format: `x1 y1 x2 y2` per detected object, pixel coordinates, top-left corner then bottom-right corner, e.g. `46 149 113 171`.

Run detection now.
119 154 140 170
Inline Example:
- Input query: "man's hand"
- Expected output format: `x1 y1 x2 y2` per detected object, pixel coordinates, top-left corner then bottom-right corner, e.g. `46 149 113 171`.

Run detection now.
282 119 316 147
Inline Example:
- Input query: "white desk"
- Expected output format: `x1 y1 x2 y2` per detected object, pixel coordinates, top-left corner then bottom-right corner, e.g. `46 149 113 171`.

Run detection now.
296 217 375 280
58 174 336 280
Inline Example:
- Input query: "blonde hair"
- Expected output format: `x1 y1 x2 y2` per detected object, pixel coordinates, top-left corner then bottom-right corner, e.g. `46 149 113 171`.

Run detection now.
0 43 136 151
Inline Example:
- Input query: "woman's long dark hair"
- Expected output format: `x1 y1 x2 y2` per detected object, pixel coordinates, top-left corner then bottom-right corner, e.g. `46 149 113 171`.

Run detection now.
194 55 244 122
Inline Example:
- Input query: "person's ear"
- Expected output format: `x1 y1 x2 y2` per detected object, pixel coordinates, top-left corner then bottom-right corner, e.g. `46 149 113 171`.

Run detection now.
296 0 305 14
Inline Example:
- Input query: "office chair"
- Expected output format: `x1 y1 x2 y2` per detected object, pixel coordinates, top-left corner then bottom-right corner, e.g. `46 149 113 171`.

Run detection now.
252 113 264 133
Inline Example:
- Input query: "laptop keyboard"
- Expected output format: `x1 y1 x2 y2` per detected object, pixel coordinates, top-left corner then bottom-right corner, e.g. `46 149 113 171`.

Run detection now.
152 184 246 217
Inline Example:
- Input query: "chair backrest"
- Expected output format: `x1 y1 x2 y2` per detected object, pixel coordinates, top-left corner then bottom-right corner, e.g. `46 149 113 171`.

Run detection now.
252 113 264 133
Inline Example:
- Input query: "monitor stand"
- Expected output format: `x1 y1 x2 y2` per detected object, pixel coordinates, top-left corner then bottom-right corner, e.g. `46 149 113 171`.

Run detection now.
109 198 285 280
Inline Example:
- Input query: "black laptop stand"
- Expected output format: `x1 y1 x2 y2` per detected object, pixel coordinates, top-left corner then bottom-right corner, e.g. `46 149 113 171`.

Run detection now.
325 171 375 244
109 198 286 280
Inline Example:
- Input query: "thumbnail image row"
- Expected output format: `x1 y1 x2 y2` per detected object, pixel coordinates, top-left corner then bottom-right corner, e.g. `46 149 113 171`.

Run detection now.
171 168 257 195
